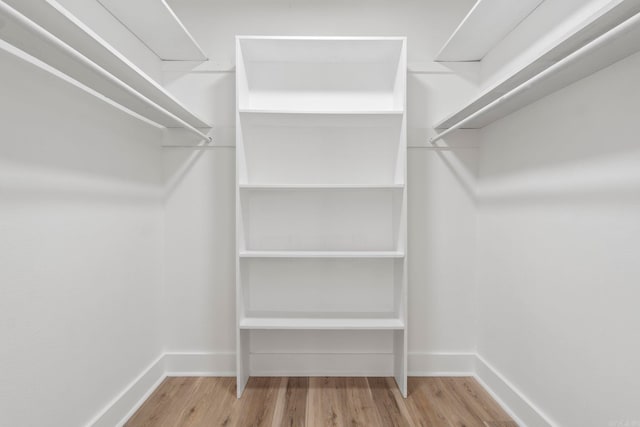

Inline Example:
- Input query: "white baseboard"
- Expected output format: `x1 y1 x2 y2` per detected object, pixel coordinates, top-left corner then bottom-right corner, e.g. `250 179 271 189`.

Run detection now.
251 353 394 376
89 351 553 427
408 352 476 376
87 354 166 427
164 351 235 376
164 351 476 377
474 354 556 427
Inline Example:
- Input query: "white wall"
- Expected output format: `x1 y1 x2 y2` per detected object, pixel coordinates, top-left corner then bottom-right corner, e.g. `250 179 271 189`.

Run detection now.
0 46 164 426
161 0 480 367
477 50 640 427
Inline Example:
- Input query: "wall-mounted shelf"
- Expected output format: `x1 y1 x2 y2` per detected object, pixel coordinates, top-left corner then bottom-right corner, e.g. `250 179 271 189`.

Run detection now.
435 0 544 62
240 317 405 330
96 0 207 61
239 184 404 190
239 109 404 116
0 0 211 134
434 1 640 132
239 250 405 259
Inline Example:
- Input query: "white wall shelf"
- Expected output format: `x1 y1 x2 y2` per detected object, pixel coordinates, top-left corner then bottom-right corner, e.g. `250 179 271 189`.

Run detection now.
239 184 405 189
239 250 405 259
240 317 405 330
236 36 407 398
434 1 640 131
239 109 404 116
0 0 211 133
96 0 207 61
435 0 545 62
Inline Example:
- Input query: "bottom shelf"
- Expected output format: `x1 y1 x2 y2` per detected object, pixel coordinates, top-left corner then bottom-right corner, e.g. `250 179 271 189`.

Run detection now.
239 317 405 330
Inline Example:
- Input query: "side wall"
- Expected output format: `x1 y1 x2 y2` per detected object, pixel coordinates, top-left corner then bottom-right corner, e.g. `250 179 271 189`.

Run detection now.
477 51 640 427
0 47 164 426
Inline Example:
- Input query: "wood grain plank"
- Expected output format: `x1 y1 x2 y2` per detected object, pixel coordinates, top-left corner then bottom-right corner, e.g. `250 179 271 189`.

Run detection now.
343 377 384 426
235 377 281 427
367 377 411 427
184 377 238 427
278 377 308 427
449 378 512 423
404 377 452 427
125 377 196 427
429 378 487 427
306 377 347 427
125 377 517 427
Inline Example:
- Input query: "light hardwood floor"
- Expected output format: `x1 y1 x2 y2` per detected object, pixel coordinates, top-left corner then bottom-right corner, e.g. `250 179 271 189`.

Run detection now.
125 377 517 427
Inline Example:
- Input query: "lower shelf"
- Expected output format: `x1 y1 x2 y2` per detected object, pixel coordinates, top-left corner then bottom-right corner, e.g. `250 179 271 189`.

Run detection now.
239 250 405 258
239 317 405 330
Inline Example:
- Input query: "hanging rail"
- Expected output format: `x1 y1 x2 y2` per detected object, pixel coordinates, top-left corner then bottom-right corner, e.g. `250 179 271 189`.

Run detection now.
430 10 640 144
0 0 211 142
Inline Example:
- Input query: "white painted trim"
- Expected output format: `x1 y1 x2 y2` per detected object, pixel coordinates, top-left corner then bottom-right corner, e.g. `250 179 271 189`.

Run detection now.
164 351 236 376
250 353 394 376
474 354 557 427
408 352 476 376
87 353 166 427
162 351 478 377
160 59 458 75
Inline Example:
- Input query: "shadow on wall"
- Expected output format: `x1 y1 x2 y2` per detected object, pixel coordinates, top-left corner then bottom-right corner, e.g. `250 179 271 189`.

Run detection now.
477 52 640 206
0 50 163 190
160 63 236 352
161 145 237 350
0 46 165 427
407 72 480 202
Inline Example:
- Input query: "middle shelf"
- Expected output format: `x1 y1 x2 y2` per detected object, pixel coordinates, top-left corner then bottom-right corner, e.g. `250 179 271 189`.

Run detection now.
240 250 405 258
240 317 405 330
239 184 404 190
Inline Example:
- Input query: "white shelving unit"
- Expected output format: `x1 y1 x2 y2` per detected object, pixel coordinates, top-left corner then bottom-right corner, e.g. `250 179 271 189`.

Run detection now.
236 36 407 398
0 0 211 133
433 1 640 132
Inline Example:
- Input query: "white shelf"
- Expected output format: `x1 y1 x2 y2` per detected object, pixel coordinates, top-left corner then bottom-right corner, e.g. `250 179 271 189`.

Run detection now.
237 37 405 114
96 0 207 61
239 109 404 116
0 0 211 129
435 0 545 62
239 317 405 330
239 250 405 259
239 184 404 190
435 2 640 130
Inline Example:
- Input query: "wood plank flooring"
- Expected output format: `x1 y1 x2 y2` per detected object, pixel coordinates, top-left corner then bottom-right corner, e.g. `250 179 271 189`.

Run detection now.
125 377 517 427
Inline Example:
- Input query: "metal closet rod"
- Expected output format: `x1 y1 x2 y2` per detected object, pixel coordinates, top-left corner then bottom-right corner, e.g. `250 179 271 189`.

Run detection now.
429 10 640 144
0 0 211 143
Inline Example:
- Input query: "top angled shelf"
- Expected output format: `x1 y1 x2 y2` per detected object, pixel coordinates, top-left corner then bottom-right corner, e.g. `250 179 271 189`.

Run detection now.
435 0 545 62
434 1 640 130
96 0 207 61
236 37 406 114
1 0 211 129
